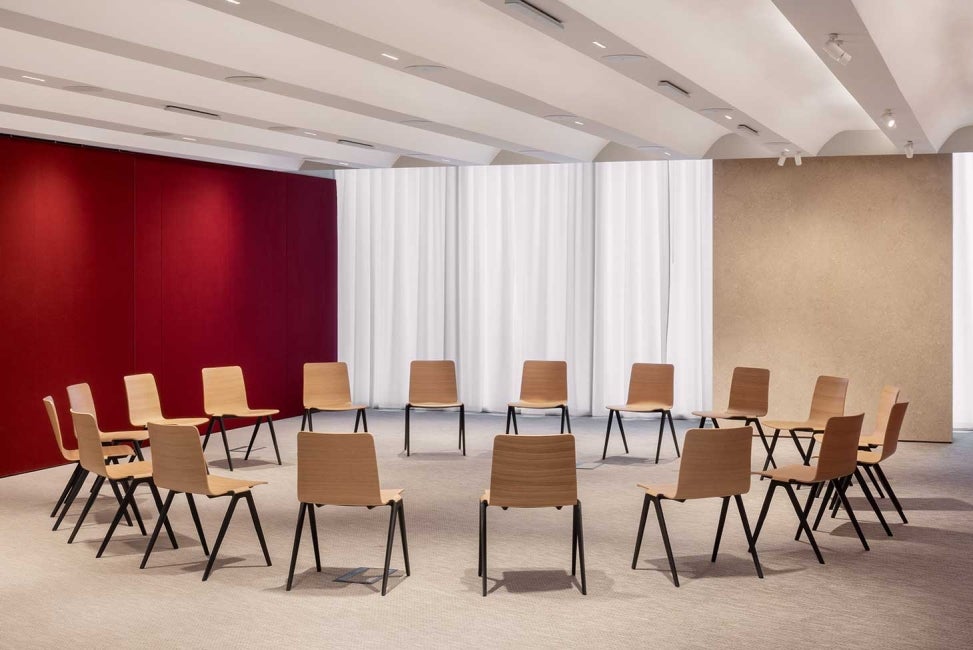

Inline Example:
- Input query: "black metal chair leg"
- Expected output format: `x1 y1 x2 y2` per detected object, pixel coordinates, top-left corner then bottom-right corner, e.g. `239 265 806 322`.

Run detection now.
307 409 315 432
564 406 572 433
68 475 105 543
52 464 83 517
147 481 177 547
140 489 176 568
354 409 362 432
479 501 488 596
654 498 679 587
602 410 614 460
119 478 147 535
616 410 629 453
571 503 578 576
381 501 398 596
712 496 730 562
132 440 145 461
667 411 680 458
398 501 411 575
762 430 781 475
835 478 869 550
459 405 466 456
855 468 892 536
788 429 809 465
655 413 665 464
698 416 707 428
405 405 411 454
203 494 241 581
575 501 586 595
361 409 368 433
751 481 778 546
107 475 135 528
300 409 308 432
632 493 652 568
186 493 209 555
266 416 282 465
203 417 216 450
813 480 836 531
97 479 141 557
286 503 307 591
874 464 907 524
734 495 763 578
244 417 262 460
783 483 824 563
795 482 820 541
711 418 721 428
307 502 321 571
54 468 89 531
512 408 519 435
218 416 233 471
505 406 512 435
863 463 885 498
244 492 272 566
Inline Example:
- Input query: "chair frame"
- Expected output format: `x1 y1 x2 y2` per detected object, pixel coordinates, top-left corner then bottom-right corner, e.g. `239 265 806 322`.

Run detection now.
202 366 281 471
404 360 465 457
603 363 680 463
301 362 368 433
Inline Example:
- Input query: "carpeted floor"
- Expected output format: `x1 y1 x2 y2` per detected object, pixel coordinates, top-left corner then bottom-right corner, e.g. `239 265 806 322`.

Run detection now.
1 410 970 649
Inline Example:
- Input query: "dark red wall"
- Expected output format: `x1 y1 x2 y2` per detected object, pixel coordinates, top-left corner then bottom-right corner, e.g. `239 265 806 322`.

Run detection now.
0 136 337 477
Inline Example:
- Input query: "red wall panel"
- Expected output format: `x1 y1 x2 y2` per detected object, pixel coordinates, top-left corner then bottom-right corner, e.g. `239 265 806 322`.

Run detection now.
0 136 337 477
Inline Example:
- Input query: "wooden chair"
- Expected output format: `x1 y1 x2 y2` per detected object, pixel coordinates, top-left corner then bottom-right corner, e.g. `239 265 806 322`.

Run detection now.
67 411 176 558
815 401 910 535
479 434 585 596
692 367 771 461
124 373 208 428
286 432 409 595
506 360 570 435
202 366 281 470
405 360 465 456
752 413 869 564
603 363 680 463
44 396 132 531
763 375 848 468
67 382 150 460
140 422 271 581
632 427 762 587
301 362 367 433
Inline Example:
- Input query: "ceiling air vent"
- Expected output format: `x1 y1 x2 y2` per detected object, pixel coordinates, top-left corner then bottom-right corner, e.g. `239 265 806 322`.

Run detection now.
737 124 760 136
164 105 221 119
338 139 374 149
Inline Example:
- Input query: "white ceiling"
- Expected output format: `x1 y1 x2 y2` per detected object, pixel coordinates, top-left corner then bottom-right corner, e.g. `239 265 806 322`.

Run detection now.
0 0 969 173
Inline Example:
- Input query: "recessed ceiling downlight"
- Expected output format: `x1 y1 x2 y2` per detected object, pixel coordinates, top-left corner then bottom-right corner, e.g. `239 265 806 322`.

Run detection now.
143 131 174 138
164 105 220 119
224 75 266 84
602 53 648 63
405 64 447 73
64 85 104 93
269 125 299 132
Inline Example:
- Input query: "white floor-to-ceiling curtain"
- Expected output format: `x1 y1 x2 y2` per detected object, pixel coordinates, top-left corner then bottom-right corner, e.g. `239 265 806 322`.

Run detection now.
954 153 973 429
337 160 712 416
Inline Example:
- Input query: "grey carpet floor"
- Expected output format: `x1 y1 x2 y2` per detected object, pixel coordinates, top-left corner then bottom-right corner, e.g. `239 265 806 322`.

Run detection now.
1 410 970 649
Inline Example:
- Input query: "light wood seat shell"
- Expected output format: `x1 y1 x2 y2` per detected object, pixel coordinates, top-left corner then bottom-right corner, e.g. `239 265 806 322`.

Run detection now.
201 366 282 470
301 362 368 432
506 360 571 435
405 360 465 456
123 373 209 428
67 382 149 457
603 363 680 463
762 375 848 469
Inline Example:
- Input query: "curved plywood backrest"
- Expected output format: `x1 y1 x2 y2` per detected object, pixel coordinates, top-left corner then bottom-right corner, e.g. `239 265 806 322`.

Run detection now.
873 385 901 434
489 434 577 508
297 432 383 506
626 363 674 407
71 411 110 476
303 362 352 408
44 396 73 460
813 413 864 482
147 423 210 494
409 360 458 404
124 373 163 427
202 366 250 415
520 360 568 403
808 376 849 423
66 383 97 419
726 367 770 415
879 402 909 461
673 427 753 499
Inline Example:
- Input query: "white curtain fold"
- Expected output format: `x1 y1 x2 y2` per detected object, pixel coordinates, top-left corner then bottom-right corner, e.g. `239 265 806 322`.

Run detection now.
954 153 973 429
337 160 712 416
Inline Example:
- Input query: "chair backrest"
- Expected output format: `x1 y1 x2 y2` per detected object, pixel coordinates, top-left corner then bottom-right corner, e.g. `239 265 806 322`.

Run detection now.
44 396 74 461
202 366 250 415
124 373 164 427
725 367 770 416
808 375 849 423
878 402 908 461
71 411 110 477
673 427 753 499
67 383 97 419
409 360 458 404
519 360 568 403
297 432 383 506
147 423 210 494
303 362 353 409
626 363 673 407
872 385 901 435
812 413 864 482
489 434 578 508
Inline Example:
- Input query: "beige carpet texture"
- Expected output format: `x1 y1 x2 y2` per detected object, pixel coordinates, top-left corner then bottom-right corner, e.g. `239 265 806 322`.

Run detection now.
1 410 970 649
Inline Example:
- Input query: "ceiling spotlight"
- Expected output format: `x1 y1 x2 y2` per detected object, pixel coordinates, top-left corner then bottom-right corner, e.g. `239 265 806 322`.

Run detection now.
592 41 607 49
226 0 241 5
574 120 584 126
823 33 852 65
381 53 399 61
181 136 197 141
224 75 266 84
21 75 46 82
882 109 896 128
303 131 317 136
504 0 564 29
794 152 802 166
405 64 447 73
337 162 349 166
724 114 733 120
663 151 671 156
778 153 786 166
905 141 914 159
603 53 648 63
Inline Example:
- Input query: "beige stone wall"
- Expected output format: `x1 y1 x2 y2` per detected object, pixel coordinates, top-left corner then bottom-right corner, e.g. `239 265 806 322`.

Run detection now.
713 154 952 442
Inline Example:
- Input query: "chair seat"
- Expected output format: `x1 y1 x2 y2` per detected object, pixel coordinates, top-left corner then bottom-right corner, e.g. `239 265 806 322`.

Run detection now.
105 460 153 481
692 409 761 419
509 400 566 409
857 449 882 465
306 402 365 412
100 429 150 443
763 419 826 433
205 474 268 497
150 416 210 427
381 488 403 504
609 402 670 413
209 408 279 418
758 464 820 484
409 401 462 409
637 482 679 499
